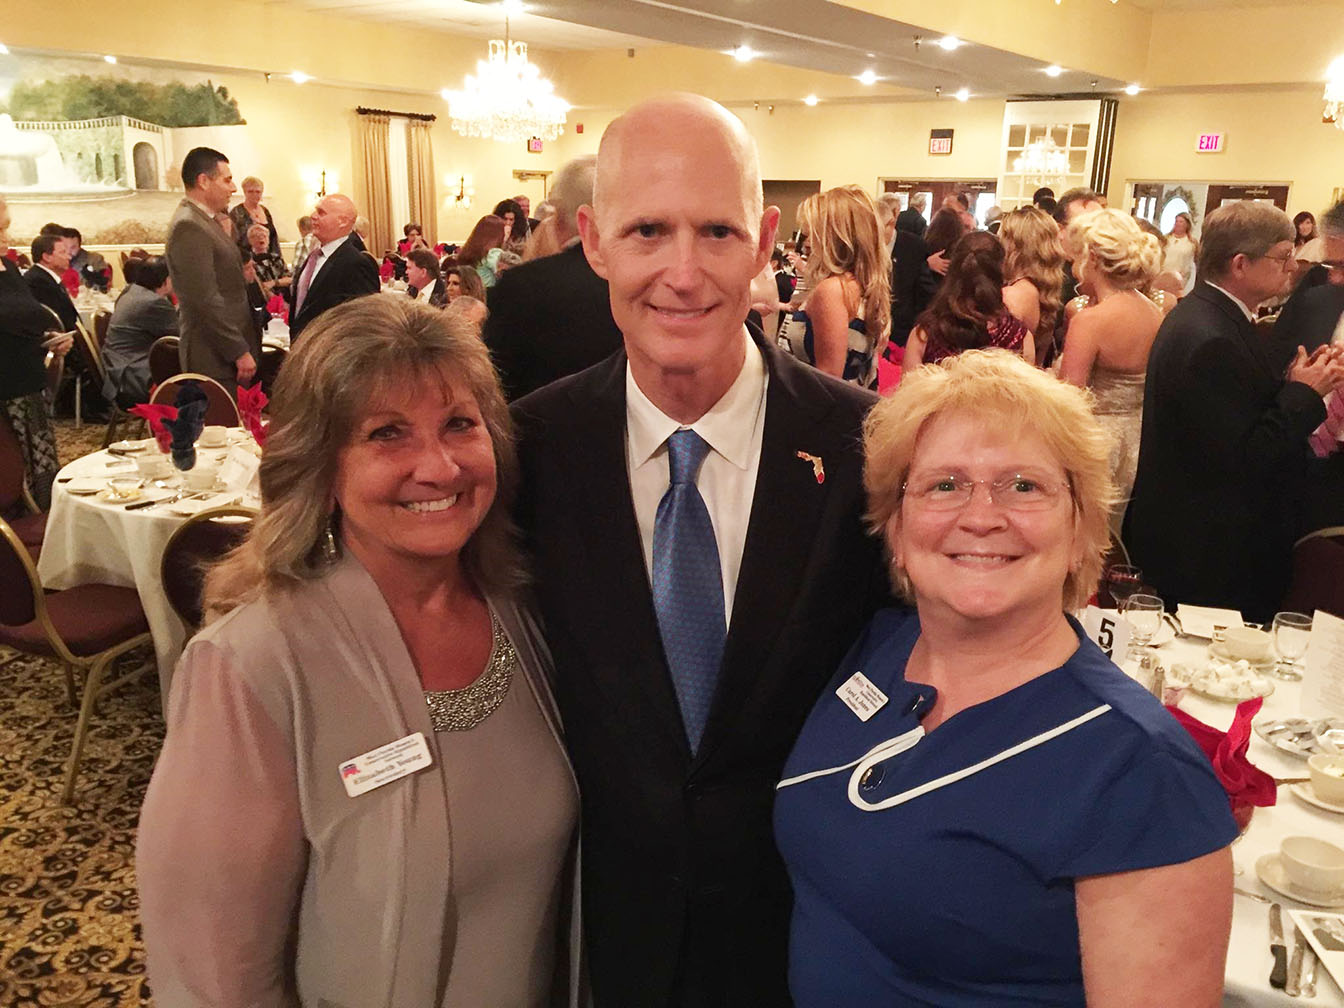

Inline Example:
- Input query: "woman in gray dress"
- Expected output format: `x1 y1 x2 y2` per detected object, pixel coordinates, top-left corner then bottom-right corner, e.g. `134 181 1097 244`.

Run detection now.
137 297 581 1007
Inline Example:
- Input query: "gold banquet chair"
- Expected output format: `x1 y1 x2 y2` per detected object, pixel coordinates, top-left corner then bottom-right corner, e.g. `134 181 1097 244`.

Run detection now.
160 506 256 633
0 517 153 805
150 373 243 427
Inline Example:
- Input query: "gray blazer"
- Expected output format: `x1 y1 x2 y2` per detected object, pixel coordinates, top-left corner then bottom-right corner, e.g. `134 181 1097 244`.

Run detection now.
137 555 583 1008
164 198 258 394
101 283 179 406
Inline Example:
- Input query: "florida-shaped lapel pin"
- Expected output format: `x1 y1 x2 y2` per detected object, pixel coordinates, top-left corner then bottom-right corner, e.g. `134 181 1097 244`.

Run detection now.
796 450 825 485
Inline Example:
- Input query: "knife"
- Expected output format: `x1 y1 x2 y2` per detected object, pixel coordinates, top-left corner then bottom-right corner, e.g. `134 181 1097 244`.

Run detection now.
1301 945 1317 998
1286 936 1305 997
1269 903 1288 989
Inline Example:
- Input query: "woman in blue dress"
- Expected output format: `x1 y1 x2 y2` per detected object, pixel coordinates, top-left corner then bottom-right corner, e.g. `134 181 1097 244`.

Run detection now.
775 348 1236 1007
783 185 890 389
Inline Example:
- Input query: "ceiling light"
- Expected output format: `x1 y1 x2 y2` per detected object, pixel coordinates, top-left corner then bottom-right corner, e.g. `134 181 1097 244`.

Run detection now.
0 43 9 56
1124 83 1141 96
103 55 117 64
954 88 969 102
500 0 526 13
857 70 877 85
290 71 311 84
446 12 570 142
732 45 755 63
938 36 961 51
803 94 819 106
1044 65 1063 78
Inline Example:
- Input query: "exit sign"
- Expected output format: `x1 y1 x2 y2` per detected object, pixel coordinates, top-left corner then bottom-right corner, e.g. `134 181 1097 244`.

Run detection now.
1196 132 1224 153
929 128 954 156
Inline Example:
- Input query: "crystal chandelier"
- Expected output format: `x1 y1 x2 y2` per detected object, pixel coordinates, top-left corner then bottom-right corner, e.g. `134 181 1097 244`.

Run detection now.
444 18 569 143
1013 133 1070 184
1324 55 1344 130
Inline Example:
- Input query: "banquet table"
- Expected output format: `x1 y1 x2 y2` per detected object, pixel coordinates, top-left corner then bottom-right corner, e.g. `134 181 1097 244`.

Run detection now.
1122 623 1344 1005
36 443 258 714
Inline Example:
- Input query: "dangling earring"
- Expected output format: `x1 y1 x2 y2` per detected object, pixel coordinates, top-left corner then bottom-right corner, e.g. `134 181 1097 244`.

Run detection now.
321 514 339 564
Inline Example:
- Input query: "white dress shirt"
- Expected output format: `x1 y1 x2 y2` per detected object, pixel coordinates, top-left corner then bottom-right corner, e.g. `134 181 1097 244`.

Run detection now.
1205 281 1257 323
303 233 351 288
625 330 768 627
416 282 437 304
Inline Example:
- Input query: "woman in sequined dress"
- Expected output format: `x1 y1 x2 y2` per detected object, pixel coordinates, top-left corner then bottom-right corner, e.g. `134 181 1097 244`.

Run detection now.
137 296 581 1008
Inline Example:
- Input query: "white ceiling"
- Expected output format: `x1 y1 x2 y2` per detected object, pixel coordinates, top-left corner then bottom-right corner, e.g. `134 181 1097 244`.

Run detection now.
1124 0 1343 8
277 0 1131 98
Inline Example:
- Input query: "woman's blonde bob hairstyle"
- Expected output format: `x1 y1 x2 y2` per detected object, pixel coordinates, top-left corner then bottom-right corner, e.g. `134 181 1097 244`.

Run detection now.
864 348 1116 611
795 184 892 348
203 296 522 620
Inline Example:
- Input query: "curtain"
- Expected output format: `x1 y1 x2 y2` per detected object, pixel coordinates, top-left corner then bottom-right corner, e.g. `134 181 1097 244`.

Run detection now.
357 112 393 258
408 119 437 247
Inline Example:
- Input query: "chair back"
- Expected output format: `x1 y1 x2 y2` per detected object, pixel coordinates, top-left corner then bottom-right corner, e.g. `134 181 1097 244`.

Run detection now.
149 335 182 388
160 506 256 629
72 320 108 385
258 345 287 396
150 373 243 427
1282 527 1344 619
0 414 29 515
93 309 112 350
0 517 42 627
39 303 66 333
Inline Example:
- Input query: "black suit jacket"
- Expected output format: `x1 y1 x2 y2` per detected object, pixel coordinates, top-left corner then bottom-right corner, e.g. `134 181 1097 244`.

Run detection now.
1268 279 1344 375
1124 283 1326 620
288 236 380 339
895 207 926 238
483 243 623 401
513 339 890 1007
25 265 79 332
408 278 448 308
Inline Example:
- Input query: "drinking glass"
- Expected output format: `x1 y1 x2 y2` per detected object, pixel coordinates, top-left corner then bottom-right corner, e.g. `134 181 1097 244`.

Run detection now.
1103 564 1143 610
1272 611 1312 681
1122 593 1165 661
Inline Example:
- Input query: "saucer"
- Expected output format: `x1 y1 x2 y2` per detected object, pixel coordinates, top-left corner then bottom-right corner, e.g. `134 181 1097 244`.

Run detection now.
65 477 106 495
107 439 150 455
1291 782 1344 815
1255 852 1344 908
97 487 143 503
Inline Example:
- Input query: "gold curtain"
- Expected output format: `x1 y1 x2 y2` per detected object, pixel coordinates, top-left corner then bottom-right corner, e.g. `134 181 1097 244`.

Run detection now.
357 112 393 257
408 119 437 246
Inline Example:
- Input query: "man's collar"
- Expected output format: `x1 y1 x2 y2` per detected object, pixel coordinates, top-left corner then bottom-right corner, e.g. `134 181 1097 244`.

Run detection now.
184 195 217 219
38 262 65 285
1204 281 1257 323
626 329 765 472
319 233 351 257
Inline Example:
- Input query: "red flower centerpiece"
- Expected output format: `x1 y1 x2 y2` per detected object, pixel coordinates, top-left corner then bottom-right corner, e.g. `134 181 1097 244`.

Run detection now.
1166 696 1277 831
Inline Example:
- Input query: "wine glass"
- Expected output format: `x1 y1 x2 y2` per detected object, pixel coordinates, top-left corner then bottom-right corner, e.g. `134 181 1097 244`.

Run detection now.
1122 593 1165 662
1103 564 1143 610
1271 611 1312 681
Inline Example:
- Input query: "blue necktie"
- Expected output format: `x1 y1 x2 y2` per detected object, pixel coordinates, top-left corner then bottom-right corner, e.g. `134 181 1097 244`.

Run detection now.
653 429 726 754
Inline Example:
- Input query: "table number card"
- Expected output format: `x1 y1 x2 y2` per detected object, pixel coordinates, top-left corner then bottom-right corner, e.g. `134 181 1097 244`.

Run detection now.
1082 606 1131 664
1303 609 1344 716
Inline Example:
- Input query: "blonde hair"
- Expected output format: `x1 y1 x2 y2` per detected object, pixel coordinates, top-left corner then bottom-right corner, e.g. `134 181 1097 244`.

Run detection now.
241 176 263 190
864 349 1115 611
999 206 1065 338
203 297 522 620
796 185 892 349
1068 208 1162 292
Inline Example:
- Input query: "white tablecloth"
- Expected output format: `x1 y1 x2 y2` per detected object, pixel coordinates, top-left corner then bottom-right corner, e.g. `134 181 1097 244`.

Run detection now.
36 447 254 714
1136 631 1344 1005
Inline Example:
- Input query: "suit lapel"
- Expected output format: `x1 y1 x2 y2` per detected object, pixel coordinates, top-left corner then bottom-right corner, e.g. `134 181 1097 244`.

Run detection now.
1199 283 1277 383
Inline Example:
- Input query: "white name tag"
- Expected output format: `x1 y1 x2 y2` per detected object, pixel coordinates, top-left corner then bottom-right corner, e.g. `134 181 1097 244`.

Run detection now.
1081 606 1131 663
339 732 433 798
836 671 888 722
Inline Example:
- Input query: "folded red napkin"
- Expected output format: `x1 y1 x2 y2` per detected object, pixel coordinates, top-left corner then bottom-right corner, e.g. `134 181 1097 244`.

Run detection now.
61 267 80 297
265 293 289 322
130 401 179 453
237 384 269 448
1166 697 1277 821
379 259 395 281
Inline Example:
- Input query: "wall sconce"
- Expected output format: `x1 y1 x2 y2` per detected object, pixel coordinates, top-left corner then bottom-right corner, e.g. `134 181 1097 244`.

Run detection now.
448 173 475 209
1325 55 1344 128
300 168 335 202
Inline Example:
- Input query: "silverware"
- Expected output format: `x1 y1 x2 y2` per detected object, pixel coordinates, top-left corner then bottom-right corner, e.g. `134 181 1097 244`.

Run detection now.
1270 903 1289 989
1286 934 1305 996
1301 946 1317 998
1276 777 1311 785
1234 885 1271 904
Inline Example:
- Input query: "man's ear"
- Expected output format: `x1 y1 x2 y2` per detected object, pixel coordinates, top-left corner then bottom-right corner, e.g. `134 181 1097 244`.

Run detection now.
757 205 782 271
576 204 607 280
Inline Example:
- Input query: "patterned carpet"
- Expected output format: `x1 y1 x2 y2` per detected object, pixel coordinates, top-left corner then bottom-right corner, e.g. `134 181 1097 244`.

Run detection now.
2 418 158 1007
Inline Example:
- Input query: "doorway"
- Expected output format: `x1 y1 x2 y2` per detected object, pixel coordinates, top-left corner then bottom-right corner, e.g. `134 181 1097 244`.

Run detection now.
880 179 998 227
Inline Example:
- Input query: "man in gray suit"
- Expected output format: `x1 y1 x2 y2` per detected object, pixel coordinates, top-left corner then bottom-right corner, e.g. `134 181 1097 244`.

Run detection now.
164 147 257 396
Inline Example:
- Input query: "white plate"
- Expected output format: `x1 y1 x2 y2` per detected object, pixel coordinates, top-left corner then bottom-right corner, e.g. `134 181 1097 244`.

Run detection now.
1290 783 1344 815
64 477 105 495
1208 642 1277 671
167 495 230 516
107 439 150 454
1167 662 1275 703
1255 852 1344 908
96 487 143 503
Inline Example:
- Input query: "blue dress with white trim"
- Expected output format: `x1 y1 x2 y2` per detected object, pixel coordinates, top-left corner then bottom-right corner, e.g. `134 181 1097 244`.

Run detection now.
773 608 1237 1007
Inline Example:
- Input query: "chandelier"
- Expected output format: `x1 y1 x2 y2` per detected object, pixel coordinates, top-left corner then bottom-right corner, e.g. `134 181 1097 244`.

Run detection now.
444 18 569 143
1013 133 1070 184
1324 55 1344 130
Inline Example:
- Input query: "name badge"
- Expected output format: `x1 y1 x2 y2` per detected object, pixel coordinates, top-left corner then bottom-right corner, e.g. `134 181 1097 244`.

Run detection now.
338 732 433 798
836 671 888 722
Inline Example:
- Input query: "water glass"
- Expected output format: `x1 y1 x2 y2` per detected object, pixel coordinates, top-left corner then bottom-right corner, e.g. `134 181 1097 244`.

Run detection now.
1122 593 1165 660
1272 611 1312 681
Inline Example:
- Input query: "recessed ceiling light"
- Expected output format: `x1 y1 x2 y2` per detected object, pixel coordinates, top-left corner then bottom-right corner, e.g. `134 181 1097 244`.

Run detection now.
803 94 819 106
857 69 878 85
290 71 311 84
103 54 117 64
1044 65 1063 78
1125 83 1141 95
732 45 755 63
939 36 961 51
954 87 970 102
500 0 526 14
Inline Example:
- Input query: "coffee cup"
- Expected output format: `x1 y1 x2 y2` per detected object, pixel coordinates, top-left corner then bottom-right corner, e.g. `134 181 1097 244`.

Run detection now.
186 462 219 491
1308 754 1344 805
1222 625 1272 663
135 454 171 480
106 476 143 500
198 425 227 447
1280 835 1344 894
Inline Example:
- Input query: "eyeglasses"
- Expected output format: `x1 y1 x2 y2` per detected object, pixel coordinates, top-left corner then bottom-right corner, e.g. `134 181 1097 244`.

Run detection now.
1254 250 1296 270
901 471 1072 512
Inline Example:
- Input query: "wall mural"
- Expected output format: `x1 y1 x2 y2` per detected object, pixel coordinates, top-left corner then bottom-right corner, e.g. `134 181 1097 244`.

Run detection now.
0 51 256 244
